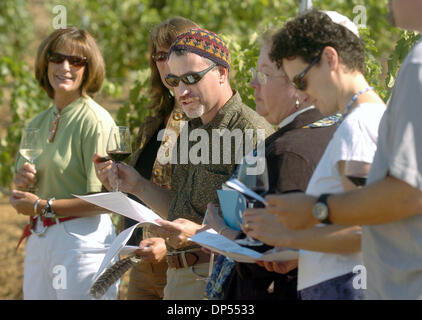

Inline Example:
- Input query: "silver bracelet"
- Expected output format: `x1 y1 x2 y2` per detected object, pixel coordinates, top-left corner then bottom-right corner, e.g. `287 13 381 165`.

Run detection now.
33 198 41 215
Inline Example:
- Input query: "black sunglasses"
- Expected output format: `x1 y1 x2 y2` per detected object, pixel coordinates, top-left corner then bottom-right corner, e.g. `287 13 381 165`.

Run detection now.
48 52 87 68
292 52 322 91
152 51 168 62
165 64 216 87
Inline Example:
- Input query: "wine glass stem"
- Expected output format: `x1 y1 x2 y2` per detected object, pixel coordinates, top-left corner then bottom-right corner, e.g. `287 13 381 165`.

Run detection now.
114 161 119 192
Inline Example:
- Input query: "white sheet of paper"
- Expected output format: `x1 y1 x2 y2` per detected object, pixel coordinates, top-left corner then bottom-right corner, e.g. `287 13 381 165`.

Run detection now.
190 229 298 263
74 192 162 223
75 193 164 285
92 222 141 282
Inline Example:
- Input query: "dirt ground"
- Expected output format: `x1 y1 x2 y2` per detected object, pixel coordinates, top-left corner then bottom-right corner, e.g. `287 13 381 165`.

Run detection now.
0 195 27 299
0 194 130 300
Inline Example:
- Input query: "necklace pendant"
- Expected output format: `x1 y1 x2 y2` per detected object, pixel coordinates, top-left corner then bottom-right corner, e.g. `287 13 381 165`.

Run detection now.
48 112 61 143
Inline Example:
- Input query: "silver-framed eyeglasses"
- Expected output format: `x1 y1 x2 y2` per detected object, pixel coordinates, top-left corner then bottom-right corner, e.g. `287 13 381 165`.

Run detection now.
250 67 285 85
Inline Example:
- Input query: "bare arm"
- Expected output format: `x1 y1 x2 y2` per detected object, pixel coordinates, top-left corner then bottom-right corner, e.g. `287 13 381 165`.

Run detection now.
286 225 361 254
329 175 422 225
244 208 361 254
267 175 422 230
10 190 109 217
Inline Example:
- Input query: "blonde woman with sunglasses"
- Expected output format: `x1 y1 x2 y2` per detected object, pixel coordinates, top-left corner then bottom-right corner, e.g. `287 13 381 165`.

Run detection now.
10 27 118 299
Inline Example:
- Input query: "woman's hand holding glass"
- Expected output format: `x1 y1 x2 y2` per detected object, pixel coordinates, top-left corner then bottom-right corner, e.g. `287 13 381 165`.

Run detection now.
13 162 37 192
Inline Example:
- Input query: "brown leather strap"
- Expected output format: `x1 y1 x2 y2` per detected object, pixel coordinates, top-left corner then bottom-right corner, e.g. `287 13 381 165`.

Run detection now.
166 250 216 269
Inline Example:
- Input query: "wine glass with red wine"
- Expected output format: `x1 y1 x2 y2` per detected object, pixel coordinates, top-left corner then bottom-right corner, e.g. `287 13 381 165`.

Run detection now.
106 126 132 192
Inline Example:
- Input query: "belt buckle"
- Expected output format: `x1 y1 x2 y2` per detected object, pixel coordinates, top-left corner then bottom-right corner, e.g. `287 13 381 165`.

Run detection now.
29 216 47 237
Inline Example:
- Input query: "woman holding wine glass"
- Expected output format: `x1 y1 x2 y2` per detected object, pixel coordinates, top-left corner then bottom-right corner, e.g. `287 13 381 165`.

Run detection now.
204 28 337 300
10 27 118 300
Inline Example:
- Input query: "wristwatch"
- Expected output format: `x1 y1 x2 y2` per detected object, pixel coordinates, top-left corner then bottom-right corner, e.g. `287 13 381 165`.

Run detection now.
41 197 56 218
312 193 332 224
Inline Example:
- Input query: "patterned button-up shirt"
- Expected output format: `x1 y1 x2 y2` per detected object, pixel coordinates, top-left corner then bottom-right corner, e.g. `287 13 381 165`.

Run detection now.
168 91 274 250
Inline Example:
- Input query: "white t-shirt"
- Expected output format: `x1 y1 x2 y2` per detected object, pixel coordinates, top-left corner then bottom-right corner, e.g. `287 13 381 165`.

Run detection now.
298 102 386 291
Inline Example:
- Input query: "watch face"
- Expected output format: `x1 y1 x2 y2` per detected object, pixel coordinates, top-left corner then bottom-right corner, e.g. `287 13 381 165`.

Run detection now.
313 202 328 221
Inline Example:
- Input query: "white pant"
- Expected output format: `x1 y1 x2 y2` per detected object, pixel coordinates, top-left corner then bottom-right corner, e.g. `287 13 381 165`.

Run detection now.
23 214 118 300
164 262 209 300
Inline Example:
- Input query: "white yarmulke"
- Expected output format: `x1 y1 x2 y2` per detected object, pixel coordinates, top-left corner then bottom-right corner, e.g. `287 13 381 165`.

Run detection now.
323 10 360 37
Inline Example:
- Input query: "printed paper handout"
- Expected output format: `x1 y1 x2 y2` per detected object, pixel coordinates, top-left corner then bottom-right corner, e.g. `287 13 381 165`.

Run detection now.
74 192 162 224
92 223 141 282
75 192 163 283
190 229 298 263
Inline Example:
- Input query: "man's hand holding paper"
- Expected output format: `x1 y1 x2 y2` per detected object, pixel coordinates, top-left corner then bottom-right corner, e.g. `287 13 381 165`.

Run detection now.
155 218 209 249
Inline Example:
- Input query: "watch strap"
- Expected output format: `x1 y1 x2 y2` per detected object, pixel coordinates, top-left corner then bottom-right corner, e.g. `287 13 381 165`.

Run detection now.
317 193 332 225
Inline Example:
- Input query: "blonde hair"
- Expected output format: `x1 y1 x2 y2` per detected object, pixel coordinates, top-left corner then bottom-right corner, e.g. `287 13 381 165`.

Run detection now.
35 27 105 99
148 17 199 116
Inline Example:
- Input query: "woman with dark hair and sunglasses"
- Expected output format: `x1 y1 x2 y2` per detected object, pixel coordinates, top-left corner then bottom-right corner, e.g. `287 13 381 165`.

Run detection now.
242 10 387 300
10 27 118 299
92 16 199 300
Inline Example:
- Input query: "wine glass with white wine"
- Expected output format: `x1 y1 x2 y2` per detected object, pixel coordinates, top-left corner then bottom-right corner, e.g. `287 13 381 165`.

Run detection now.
19 128 43 192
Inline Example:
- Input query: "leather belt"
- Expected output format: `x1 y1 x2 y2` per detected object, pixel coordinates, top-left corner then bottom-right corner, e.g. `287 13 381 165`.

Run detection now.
166 250 216 269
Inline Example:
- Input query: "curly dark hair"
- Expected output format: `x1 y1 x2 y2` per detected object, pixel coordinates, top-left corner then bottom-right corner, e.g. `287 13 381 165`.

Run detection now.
269 9 365 74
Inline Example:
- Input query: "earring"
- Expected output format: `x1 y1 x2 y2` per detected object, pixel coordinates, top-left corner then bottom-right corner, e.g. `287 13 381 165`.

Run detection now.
295 99 300 109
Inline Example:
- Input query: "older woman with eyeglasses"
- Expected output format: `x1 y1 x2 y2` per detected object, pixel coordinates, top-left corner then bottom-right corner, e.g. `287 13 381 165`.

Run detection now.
92 17 199 300
10 27 118 299
242 10 386 299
